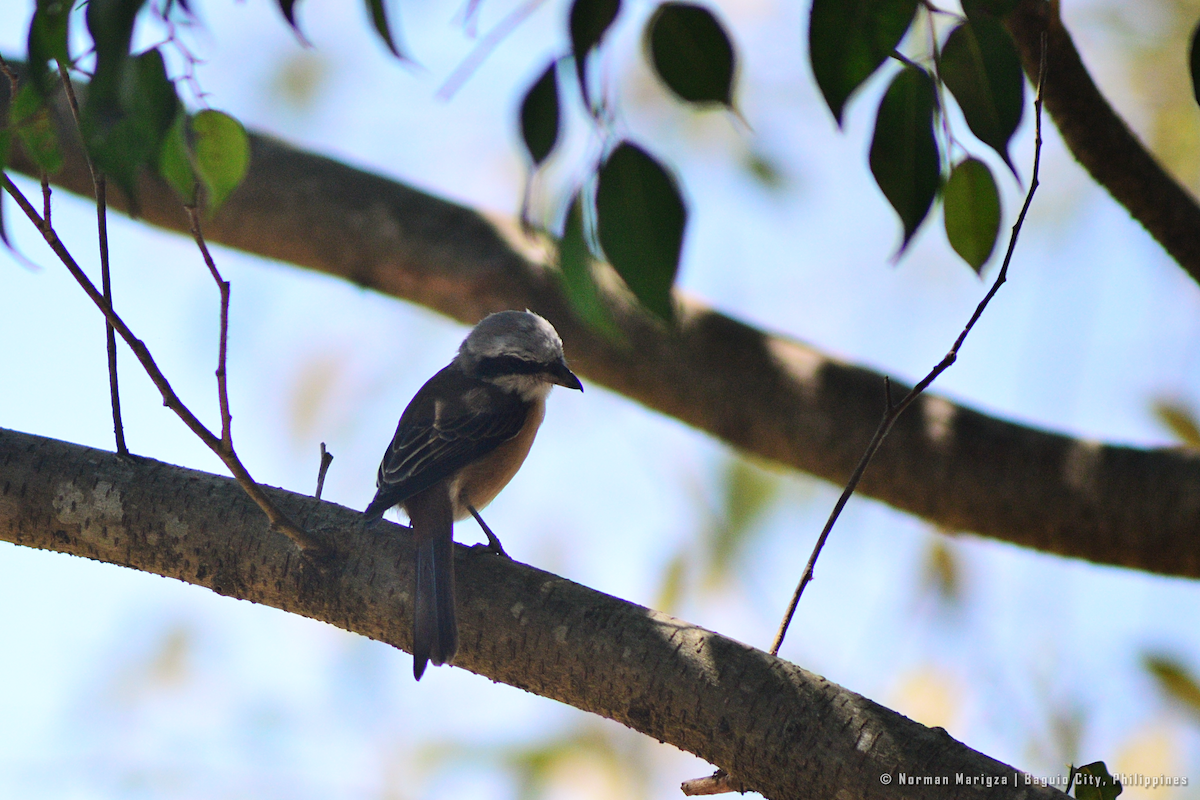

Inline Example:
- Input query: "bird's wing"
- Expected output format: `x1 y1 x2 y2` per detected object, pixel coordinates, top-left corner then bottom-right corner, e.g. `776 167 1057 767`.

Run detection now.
364 368 527 520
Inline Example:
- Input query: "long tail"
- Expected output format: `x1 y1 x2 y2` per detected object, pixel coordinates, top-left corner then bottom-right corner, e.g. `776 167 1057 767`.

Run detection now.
406 484 458 680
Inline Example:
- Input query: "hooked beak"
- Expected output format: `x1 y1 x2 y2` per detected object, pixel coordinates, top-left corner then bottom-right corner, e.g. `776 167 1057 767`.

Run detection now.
549 359 584 391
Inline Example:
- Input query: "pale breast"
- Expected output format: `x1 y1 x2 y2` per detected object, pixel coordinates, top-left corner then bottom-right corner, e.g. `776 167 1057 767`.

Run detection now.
450 399 546 520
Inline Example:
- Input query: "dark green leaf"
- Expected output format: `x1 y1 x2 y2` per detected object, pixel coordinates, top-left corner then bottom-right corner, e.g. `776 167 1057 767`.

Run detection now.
940 19 1024 173
1144 654 1200 718
809 0 919 125
595 141 686 322
1191 17 1200 109
192 110 250 214
86 0 148 113
646 2 735 107
12 84 63 173
961 0 1020 19
1072 762 1122 800
157 111 196 204
365 0 405 59
569 0 621 108
558 194 621 340
869 65 940 250
943 157 1000 273
85 48 180 205
520 61 560 166
27 0 73 97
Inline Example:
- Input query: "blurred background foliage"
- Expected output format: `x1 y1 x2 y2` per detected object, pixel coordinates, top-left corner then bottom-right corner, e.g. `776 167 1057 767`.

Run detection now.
7 0 1200 798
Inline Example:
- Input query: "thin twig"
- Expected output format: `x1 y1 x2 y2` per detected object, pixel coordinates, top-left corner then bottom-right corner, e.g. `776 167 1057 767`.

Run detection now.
1 175 326 556
315 442 334 500
768 34 1047 658
184 206 234 447
58 63 128 455
437 0 550 100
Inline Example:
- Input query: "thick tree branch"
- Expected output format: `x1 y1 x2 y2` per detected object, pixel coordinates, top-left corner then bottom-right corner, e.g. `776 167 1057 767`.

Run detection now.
1005 0 1200 285
4 74 1200 581
0 426 1067 800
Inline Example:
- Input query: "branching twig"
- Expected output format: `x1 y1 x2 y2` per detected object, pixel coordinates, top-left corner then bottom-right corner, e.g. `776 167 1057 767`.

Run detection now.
0 175 327 556
184 206 234 447
57 63 128 455
768 36 1047 658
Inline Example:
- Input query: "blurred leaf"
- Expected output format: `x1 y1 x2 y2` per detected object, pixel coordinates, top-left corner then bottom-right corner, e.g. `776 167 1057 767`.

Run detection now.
646 2 735 107
86 0 147 113
157 111 196 203
809 0 919 125
558 194 622 340
278 0 300 31
1191 17 1200 109
962 0 1019 16
1072 761 1122 800
869 65 940 251
1152 399 1200 449
12 84 63 173
0 128 11 247
192 109 250 215
595 141 686 322
520 61 560 167
364 0 405 59
940 18 1024 174
26 0 73 97
943 157 1000 273
655 551 688 612
569 0 621 108
920 538 961 607
705 457 779 584
743 150 785 190
85 48 180 205
1144 654 1200 718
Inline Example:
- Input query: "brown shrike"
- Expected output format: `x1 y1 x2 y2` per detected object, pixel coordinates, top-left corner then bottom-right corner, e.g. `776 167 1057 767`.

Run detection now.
363 311 583 679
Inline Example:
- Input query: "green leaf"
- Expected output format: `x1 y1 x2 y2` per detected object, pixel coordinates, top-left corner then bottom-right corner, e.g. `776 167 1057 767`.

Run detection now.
11 84 63 173
85 48 180 205
364 0 405 59
869 65 940 250
962 0 1020 19
646 2 735 107
1072 762 1122 800
1144 653 1200 718
1191 17 1200 109
569 0 621 108
943 157 1000 273
595 141 686 322
520 61 560 167
940 19 1024 173
86 0 148 112
809 0 919 126
558 194 621 340
192 110 250 215
27 0 73 97
157 110 197 204
1152 400 1200 449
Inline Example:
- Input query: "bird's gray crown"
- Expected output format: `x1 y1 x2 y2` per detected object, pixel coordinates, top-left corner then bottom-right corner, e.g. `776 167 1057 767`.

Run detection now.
457 310 564 368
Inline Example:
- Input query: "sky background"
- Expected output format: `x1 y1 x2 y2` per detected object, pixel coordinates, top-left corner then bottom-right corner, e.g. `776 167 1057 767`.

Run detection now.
3 0 1200 797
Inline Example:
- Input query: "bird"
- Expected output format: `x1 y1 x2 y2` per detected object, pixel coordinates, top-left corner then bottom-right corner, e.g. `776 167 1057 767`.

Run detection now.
363 310 583 679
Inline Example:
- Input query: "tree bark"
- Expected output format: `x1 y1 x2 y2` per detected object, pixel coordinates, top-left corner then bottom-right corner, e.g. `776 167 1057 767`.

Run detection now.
0 425 1068 800
5 74 1200 582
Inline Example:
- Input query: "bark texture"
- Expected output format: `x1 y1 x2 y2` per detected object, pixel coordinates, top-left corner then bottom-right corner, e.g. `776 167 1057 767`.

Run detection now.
5 74 1200 581
0 426 1067 800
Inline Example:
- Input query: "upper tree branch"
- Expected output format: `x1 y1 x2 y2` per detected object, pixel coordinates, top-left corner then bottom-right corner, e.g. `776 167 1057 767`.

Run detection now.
0 426 1067 800
4 72 1200 580
1005 0 1200 285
